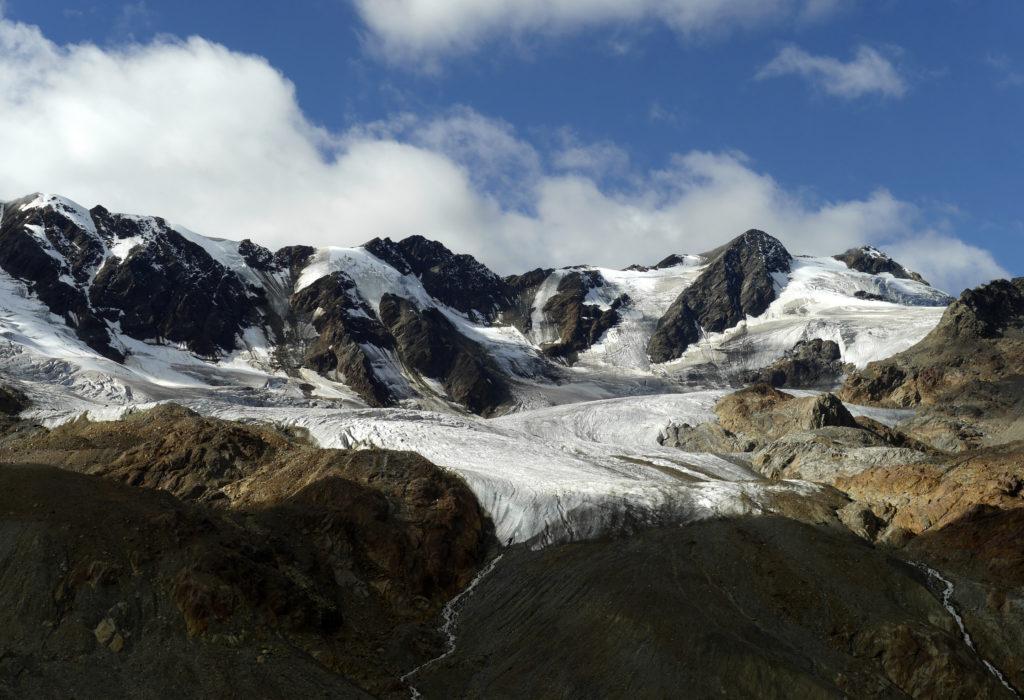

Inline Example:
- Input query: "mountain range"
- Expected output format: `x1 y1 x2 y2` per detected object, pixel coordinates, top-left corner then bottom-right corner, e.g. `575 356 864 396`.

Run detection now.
1 192 1022 698
0 192 950 417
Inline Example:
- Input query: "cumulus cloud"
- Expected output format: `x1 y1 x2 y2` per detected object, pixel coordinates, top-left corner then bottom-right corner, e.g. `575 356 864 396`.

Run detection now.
0 18 1005 293
551 131 631 179
757 45 907 98
885 232 1009 297
353 0 845 64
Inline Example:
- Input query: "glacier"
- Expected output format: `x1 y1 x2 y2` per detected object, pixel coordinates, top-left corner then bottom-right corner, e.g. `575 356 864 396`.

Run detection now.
0 195 953 547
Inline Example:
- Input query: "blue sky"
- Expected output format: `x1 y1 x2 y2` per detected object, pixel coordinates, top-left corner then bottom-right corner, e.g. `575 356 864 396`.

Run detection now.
0 0 1020 292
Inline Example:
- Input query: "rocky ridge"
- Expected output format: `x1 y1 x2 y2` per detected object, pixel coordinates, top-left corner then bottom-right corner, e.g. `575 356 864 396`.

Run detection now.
834 245 929 284
647 229 793 363
0 194 950 416
841 276 1024 450
0 403 495 697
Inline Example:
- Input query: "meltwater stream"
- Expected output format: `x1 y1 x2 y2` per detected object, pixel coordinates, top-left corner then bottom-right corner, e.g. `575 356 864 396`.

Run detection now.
401 553 506 699
915 562 1019 696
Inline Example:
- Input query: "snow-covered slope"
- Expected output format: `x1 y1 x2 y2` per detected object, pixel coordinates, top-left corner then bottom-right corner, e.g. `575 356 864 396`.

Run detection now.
655 256 948 379
575 260 706 371
519 253 947 388
0 192 952 416
0 192 957 548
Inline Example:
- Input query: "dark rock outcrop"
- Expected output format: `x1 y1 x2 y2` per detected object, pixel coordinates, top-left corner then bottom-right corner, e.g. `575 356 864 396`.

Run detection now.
0 196 122 360
652 253 691 269
624 253 698 272
854 290 889 302
648 230 792 363
273 244 316 278
364 236 512 322
0 195 271 360
834 246 928 285
378 294 512 415
502 267 553 334
741 338 846 388
0 384 29 417
290 271 406 407
90 217 262 358
237 238 276 271
841 277 1024 416
537 270 628 363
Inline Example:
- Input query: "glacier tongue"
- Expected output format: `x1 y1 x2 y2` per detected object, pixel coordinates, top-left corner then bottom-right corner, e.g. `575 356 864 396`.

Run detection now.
35 391 827 547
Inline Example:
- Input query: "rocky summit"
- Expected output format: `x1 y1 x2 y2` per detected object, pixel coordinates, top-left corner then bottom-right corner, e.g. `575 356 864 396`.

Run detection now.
1 192 1022 698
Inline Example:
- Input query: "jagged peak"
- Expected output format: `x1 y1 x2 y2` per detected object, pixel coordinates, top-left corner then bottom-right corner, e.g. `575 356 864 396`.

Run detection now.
623 253 706 272
936 276 1024 340
363 234 504 282
833 245 929 285
700 229 792 273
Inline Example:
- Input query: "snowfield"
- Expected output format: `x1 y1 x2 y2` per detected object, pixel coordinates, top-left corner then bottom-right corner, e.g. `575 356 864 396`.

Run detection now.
656 256 947 377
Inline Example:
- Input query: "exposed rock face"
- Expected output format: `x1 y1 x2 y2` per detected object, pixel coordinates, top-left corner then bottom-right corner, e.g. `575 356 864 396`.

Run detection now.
658 420 755 453
501 267 552 334
624 253 700 272
652 253 691 269
740 338 846 388
843 277 1024 408
647 230 792 363
834 246 929 284
0 195 269 360
752 426 930 482
715 385 859 442
272 244 316 278
0 384 31 441
661 386 934 484
90 213 263 358
659 384 805 452
378 294 512 415
834 441 1024 540
537 270 628 363
364 236 512 322
842 277 1024 449
411 518 1007 698
0 406 495 697
290 271 407 407
0 384 28 416
0 195 122 360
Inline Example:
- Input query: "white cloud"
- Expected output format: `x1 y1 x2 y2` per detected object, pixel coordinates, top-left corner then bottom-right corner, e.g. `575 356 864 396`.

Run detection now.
885 232 1009 296
353 0 845 64
648 100 683 125
0 18 1005 293
552 131 631 179
758 45 907 98
986 53 1024 88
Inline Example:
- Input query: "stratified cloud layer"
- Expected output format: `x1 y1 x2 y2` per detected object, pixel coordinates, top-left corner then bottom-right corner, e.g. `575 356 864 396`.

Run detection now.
353 0 845 63
0 18 1006 293
757 45 907 98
